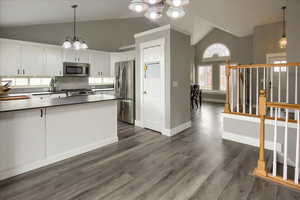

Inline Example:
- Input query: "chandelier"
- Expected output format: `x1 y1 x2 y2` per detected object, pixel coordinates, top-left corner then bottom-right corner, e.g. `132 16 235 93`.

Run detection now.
279 6 287 49
62 5 88 50
128 0 189 20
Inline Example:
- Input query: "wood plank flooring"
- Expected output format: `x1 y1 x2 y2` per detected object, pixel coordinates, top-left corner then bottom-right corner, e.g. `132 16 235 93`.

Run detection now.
0 103 300 200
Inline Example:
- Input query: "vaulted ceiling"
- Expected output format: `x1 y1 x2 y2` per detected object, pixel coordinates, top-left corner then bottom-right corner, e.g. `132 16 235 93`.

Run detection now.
0 0 284 44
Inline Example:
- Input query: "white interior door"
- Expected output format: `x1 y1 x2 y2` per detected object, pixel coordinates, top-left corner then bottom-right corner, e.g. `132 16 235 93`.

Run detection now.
142 45 164 132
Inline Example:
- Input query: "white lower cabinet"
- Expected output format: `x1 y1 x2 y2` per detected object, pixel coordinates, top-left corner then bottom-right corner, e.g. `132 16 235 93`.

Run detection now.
0 109 46 173
0 101 118 181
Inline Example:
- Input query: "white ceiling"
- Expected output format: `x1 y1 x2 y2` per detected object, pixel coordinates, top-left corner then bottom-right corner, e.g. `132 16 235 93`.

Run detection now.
0 0 284 44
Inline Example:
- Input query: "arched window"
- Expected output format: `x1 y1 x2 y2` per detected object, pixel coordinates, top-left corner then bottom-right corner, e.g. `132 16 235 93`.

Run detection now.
202 43 230 61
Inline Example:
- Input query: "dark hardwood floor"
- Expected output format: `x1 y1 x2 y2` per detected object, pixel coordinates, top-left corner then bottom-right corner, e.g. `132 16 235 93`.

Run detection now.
0 103 300 200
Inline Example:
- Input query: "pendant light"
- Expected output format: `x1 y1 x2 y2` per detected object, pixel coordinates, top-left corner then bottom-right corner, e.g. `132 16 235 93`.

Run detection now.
129 0 189 20
62 5 88 50
279 6 287 49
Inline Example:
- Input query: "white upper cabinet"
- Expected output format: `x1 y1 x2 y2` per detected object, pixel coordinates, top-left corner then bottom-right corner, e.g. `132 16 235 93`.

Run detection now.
63 49 90 63
90 51 111 77
0 39 21 76
21 44 45 76
44 46 63 76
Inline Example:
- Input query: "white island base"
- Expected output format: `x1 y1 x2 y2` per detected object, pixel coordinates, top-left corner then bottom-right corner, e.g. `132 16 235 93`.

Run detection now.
0 100 118 181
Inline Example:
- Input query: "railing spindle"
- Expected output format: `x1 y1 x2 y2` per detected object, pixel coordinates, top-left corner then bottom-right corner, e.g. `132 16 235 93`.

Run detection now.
287 67 289 103
250 68 252 114
295 110 300 184
283 109 289 180
237 69 240 113
243 68 246 113
256 68 259 115
264 67 266 90
295 66 298 120
231 69 234 112
271 67 274 117
273 108 278 177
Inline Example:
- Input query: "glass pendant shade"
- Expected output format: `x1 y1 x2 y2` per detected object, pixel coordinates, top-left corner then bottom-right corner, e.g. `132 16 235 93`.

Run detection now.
167 0 189 7
279 36 287 49
167 7 185 18
144 0 162 5
129 0 149 13
145 7 163 20
73 40 81 50
62 40 72 49
81 41 88 49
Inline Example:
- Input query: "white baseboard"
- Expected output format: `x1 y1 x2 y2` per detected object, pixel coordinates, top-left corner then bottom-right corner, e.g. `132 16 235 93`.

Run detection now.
202 98 225 103
0 137 118 181
222 131 282 152
163 121 192 137
134 120 144 128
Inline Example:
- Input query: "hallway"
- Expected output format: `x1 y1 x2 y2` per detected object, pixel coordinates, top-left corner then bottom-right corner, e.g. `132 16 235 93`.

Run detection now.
0 103 299 200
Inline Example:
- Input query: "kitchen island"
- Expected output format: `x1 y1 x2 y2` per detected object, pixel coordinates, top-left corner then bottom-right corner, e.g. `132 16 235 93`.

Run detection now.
0 94 118 181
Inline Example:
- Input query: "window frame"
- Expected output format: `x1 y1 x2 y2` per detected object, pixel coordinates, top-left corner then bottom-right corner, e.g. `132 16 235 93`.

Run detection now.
202 43 231 62
198 65 213 90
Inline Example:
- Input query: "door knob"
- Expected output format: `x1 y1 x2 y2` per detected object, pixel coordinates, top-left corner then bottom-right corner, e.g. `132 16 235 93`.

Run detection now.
143 91 147 94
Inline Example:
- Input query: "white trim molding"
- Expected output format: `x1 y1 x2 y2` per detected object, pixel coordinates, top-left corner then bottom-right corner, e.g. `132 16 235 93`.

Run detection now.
222 113 299 129
0 137 118 181
135 120 144 128
134 24 171 38
163 121 191 137
223 131 282 152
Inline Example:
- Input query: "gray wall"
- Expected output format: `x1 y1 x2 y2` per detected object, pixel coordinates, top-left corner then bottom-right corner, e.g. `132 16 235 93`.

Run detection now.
287 0 300 62
170 30 193 128
0 18 158 52
253 22 285 64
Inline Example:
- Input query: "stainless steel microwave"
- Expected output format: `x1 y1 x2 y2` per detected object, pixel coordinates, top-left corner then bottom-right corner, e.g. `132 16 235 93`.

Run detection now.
63 62 90 77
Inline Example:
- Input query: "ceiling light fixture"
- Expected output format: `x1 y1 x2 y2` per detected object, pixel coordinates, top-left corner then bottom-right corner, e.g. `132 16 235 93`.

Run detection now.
279 6 287 49
62 5 88 50
167 6 185 19
129 0 189 20
128 0 149 13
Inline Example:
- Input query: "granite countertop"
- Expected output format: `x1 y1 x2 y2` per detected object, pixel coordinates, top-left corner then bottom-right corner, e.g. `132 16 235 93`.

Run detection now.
0 94 118 113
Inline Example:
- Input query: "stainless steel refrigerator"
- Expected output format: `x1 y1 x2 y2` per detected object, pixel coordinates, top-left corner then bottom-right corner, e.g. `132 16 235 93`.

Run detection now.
115 60 135 124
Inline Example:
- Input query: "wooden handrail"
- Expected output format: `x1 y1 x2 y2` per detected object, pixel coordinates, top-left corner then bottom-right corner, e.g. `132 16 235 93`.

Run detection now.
228 62 300 69
266 102 300 110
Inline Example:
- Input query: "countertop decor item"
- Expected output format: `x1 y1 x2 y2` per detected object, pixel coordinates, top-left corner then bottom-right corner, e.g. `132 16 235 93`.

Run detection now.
0 80 12 95
129 0 189 20
62 5 88 50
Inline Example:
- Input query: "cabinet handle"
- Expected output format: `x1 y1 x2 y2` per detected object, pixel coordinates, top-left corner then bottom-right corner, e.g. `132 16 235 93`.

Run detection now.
17 69 20 75
40 109 44 118
23 69 25 75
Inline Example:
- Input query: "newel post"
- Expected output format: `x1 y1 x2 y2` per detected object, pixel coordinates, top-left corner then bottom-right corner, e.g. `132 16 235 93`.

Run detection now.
254 90 267 177
224 63 231 113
